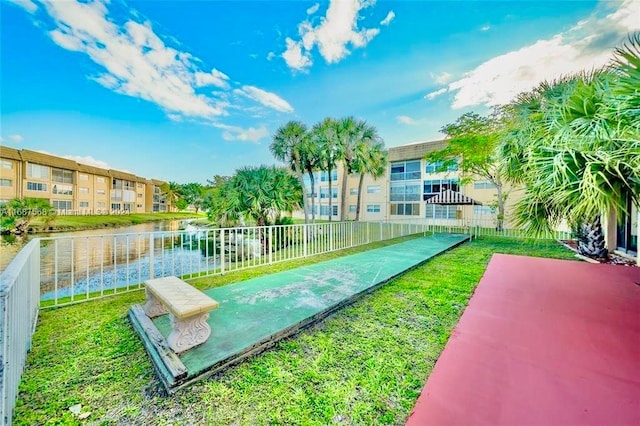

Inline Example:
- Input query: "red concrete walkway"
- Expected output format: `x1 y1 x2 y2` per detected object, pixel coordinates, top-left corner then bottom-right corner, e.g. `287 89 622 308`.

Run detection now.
407 254 640 426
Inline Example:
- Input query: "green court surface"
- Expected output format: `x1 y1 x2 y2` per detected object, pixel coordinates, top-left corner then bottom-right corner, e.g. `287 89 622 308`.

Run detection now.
131 233 469 391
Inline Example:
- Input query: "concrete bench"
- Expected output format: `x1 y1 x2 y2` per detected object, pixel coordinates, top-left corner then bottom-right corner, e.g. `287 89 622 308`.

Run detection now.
143 276 219 354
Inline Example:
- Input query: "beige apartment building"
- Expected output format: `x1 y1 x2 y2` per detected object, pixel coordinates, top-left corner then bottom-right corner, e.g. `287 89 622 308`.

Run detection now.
0 146 170 213
298 139 637 259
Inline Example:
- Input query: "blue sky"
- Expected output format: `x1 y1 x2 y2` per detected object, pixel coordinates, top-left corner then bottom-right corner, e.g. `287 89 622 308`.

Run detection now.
1 0 638 183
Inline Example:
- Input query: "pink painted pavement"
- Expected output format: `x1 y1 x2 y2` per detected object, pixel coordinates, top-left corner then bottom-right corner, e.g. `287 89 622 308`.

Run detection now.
406 254 640 426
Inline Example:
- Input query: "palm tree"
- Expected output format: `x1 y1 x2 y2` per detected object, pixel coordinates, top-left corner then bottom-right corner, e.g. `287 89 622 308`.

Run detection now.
207 165 302 228
353 140 387 221
160 181 183 211
270 121 311 223
499 34 640 258
300 140 320 222
336 117 384 220
311 118 341 222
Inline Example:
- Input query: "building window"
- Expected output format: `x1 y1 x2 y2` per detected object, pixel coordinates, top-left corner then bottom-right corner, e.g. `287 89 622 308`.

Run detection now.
97 202 106 208
320 170 338 182
332 205 338 216
52 200 72 210
79 201 89 208
319 187 338 199
96 189 106 195
96 177 106 183
366 204 381 213
79 187 89 194
27 164 50 180
26 182 47 192
52 168 74 184
425 160 458 174
111 203 121 211
349 205 357 213
0 179 11 187
319 205 339 216
473 180 496 190
391 160 421 181
423 179 459 200
390 182 421 202
425 204 457 219
350 188 358 195
1 160 12 169
367 185 381 194
391 203 420 216
137 204 143 208
52 184 73 195
138 193 143 198
474 205 495 216
137 183 144 189
79 174 89 181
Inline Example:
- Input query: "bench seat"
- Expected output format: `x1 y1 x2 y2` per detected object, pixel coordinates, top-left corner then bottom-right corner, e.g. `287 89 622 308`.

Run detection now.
143 276 219 354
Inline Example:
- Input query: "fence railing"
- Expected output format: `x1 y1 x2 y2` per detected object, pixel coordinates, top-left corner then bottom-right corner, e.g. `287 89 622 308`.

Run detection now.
0 239 40 426
376 217 573 241
37 221 434 308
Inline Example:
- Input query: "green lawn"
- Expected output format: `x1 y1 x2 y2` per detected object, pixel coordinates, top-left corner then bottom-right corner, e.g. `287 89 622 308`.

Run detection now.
14 236 576 425
29 212 203 233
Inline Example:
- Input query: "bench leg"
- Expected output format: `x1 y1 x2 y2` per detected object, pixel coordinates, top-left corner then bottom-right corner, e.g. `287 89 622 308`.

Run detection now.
143 291 169 318
167 313 211 354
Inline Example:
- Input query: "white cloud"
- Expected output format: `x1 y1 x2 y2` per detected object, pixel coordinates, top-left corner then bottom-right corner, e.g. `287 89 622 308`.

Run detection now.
480 25 491 32
396 115 417 125
282 0 384 71
8 0 38 14
431 71 453 85
425 88 447 100
235 86 294 113
440 0 640 109
282 38 313 71
194 69 230 89
307 3 320 15
266 51 276 61
8 134 24 143
220 125 269 143
380 11 395 26
16 0 294 128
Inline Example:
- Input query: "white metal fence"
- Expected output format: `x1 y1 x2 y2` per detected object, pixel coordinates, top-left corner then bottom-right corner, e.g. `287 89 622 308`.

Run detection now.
0 239 40 426
37 221 433 308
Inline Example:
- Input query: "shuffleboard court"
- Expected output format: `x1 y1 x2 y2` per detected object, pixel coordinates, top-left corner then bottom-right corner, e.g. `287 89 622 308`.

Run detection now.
130 233 469 391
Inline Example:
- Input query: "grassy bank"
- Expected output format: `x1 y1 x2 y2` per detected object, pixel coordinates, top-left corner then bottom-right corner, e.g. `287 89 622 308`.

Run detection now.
14 236 575 425
29 212 204 233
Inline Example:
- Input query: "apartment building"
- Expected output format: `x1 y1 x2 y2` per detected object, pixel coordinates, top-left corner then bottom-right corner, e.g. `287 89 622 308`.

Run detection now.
0 146 169 214
297 139 636 259
301 165 388 222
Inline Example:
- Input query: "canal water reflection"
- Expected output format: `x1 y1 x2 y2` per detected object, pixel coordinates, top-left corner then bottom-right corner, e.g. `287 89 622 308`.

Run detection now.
1 220 215 301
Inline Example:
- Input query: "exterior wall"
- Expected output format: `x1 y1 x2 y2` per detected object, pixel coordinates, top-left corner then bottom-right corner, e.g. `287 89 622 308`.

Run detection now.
0 158 20 202
0 146 166 214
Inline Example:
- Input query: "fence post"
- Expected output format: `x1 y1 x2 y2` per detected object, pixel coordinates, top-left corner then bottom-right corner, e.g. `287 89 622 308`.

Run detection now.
148 233 155 279
220 229 225 274
350 222 354 248
268 226 273 264
303 224 308 257
329 223 334 251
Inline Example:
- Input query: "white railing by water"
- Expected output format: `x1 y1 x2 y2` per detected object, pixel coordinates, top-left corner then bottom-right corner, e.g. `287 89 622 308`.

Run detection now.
0 239 40 426
37 221 432 308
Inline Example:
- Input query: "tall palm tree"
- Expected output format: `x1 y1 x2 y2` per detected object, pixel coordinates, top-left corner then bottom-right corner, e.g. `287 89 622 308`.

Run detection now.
300 140 320 222
353 140 387 221
270 121 310 223
499 34 640 257
160 182 183 211
312 118 341 222
336 117 384 220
